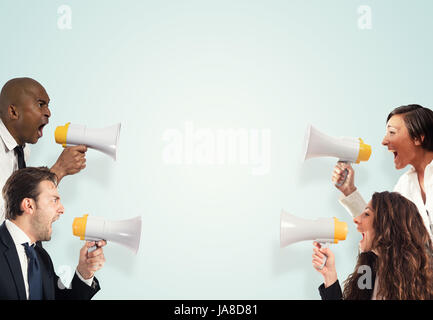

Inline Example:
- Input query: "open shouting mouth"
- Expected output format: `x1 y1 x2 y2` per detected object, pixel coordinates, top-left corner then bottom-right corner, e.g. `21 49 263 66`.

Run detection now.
38 123 48 138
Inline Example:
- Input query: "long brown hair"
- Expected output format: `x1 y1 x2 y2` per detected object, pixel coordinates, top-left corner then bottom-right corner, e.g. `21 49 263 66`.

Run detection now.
343 191 433 299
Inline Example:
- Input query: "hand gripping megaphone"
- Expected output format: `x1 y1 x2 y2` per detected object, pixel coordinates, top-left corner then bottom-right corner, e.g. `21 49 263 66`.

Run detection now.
280 210 348 269
303 124 372 186
55 122 121 160
72 214 142 254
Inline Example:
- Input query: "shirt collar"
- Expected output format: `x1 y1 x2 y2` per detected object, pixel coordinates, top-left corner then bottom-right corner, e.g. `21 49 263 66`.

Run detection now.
0 118 21 152
5 219 33 247
426 158 433 175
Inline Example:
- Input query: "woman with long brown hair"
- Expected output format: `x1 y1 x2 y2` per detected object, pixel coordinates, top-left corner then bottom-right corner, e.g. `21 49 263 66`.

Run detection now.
312 191 433 300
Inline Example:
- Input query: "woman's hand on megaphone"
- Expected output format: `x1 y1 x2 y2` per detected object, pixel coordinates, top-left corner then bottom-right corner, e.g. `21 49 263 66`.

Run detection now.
312 242 338 288
77 240 107 280
51 145 88 182
332 162 357 197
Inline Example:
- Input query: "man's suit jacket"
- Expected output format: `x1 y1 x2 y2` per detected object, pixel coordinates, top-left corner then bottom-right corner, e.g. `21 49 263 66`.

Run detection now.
0 222 100 300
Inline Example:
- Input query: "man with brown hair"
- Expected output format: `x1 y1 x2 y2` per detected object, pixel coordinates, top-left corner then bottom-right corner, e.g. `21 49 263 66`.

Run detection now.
0 77 88 221
0 167 106 300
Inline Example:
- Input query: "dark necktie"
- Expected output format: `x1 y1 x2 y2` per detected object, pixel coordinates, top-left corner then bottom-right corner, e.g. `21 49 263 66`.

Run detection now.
22 243 43 300
14 145 26 169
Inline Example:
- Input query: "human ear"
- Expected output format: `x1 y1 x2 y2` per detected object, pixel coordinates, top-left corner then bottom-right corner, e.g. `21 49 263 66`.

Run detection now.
414 135 425 146
20 198 36 215
7 104 19 120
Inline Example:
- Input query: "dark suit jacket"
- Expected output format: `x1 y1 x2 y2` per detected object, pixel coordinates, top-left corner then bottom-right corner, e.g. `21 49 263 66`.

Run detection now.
318 280 344 300
0 222 100 300
319 275 377 300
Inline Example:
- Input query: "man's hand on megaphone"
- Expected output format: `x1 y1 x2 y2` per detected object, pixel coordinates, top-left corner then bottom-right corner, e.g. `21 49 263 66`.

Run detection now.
312 242 338 288
332 162 357 197
77 240 107 280
51 145 88 182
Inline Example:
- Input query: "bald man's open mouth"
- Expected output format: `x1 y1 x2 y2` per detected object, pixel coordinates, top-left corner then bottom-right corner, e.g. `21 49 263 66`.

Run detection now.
38 122 48 138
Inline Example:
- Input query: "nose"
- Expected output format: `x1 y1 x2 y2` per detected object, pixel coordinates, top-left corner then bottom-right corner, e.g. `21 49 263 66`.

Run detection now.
58 202 65 215
353 216 360 225
381 134 388 146
45 106 51 118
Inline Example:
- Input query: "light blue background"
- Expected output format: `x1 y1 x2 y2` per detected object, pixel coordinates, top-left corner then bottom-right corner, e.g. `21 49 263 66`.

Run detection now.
1 0 432 299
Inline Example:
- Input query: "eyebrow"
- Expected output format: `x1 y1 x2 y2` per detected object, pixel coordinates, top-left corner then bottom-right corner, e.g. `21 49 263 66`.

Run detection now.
49 194 60 200
387 124 399 129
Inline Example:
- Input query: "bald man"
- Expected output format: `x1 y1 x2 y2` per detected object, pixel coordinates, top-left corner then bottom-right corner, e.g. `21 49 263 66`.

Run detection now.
0 78 87 221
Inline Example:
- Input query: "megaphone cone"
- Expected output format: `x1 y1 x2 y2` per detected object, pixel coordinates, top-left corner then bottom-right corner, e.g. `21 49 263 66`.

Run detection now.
73 215 142 254
303 124 371 163
280 210 347 248
55 122 121 160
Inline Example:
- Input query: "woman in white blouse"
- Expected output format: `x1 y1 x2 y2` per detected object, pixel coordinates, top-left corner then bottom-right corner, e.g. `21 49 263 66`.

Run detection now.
333 104 433 237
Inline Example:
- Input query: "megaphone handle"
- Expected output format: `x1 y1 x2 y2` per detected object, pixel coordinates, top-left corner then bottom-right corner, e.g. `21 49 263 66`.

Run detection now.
86 239 103 253
335 161 349 187
319 242 330 270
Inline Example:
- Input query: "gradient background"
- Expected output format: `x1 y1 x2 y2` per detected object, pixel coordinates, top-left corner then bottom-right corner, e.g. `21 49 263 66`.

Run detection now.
0 0 432 299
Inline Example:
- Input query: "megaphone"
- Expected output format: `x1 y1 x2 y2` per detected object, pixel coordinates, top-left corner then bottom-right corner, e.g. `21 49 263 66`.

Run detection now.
303 124 371 186
55 122 121 160
72 214 142 254
280 210 348 269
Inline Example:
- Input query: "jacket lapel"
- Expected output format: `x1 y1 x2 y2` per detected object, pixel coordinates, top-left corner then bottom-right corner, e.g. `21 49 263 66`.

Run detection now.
0 222 27 300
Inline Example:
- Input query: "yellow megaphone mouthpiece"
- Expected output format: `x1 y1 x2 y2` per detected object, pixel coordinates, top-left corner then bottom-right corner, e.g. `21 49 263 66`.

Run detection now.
72 214 88 240
356 138 372 163
54 122 70 147
333 217 348 243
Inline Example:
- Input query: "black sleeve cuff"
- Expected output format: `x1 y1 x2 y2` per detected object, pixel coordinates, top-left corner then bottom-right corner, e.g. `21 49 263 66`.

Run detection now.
55 273 101 300
318 280 343 300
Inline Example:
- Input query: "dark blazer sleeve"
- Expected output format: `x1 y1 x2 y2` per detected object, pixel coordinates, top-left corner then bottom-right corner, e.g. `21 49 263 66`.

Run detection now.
55 272 100 300
36 245 100 300
318 280 343 300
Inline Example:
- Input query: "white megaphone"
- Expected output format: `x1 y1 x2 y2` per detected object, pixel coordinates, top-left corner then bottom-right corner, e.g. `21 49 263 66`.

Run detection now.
280 210 348 269
72 214 142 254
55 122 121 160
303 124 372 186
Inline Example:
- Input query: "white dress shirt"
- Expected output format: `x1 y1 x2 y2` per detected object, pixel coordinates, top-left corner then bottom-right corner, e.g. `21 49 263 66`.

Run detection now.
339 160 433 239
5 220 94 299
0 119 31 222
